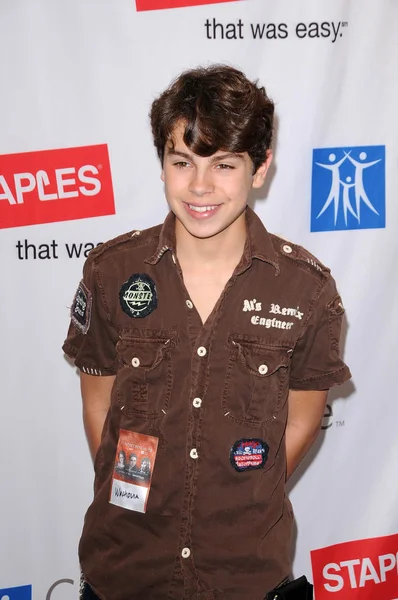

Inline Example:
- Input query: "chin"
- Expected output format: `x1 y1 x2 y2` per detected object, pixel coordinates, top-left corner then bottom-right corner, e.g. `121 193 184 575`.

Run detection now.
184 221 230 240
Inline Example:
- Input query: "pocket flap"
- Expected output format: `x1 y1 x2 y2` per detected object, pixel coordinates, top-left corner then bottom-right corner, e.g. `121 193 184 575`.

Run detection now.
117 329 175 371
229 335 292 377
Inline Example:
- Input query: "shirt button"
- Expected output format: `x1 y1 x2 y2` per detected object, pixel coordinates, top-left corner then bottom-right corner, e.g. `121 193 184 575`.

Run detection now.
131 357 140 367
197 346 207 357
186 299 193 309
190 448 198 459
282 244 293 254
181 547 191 558
193 397 202 408
171 254 176 264
258 364 268 375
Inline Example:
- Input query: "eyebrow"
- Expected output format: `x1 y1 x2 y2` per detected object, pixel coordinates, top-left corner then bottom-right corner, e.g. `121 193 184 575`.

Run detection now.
166 148 245 163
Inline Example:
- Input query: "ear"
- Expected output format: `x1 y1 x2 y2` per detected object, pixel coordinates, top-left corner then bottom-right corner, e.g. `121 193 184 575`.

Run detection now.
252 150 273 189
161 168 165 182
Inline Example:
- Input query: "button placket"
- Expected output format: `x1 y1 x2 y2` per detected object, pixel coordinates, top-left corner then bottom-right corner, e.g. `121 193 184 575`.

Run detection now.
174 293 213 586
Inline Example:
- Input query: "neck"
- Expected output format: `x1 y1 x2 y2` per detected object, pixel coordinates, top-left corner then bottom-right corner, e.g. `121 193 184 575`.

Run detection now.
175 212 247 269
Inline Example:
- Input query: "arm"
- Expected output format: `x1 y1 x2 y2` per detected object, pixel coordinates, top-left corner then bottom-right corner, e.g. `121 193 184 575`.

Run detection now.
80 372 116 462
285 389 328 480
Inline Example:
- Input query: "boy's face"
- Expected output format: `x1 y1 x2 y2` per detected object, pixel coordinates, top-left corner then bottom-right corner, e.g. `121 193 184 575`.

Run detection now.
161 122 271 241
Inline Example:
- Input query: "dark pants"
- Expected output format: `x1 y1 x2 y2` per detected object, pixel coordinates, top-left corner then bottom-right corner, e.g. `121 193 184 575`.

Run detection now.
81 583 100 599
81 579 290 599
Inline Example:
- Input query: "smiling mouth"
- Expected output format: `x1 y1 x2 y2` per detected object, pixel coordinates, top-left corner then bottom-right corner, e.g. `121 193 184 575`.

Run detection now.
188 204 219 213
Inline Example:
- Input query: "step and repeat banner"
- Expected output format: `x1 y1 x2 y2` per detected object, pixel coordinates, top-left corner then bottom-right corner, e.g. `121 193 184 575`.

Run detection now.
1 0 397 599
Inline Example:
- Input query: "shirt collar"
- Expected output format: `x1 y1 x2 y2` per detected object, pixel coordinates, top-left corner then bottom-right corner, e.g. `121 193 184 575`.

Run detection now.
145 207 280 275
145 211 176 265
244 206 280 275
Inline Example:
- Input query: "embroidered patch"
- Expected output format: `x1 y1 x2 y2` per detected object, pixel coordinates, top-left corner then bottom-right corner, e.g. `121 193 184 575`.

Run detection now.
230 438 269 472
70 281 92 334
119 274 157 318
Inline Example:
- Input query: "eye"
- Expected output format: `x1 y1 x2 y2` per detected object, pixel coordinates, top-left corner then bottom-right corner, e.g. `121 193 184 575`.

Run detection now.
173 161 190 169
216 163 235 170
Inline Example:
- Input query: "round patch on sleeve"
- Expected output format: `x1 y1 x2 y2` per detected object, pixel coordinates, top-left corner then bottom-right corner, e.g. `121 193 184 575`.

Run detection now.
230 438 269 472
119 274 157 318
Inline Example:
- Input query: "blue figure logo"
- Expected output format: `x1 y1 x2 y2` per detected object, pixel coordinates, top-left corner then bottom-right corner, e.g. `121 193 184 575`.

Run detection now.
0 586 32 600
311 146 385 231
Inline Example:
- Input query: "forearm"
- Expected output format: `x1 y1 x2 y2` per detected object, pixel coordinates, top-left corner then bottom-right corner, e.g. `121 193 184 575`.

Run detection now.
285 421 321 480
285 388 328 480
80 372 115 462
83 406 109 462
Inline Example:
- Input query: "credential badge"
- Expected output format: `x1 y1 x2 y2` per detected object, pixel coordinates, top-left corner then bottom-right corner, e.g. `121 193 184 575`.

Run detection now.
230 438 269 473
119 273 157 318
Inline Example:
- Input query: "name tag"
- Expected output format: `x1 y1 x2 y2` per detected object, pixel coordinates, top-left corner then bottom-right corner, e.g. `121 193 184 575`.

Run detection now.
109 429 159 513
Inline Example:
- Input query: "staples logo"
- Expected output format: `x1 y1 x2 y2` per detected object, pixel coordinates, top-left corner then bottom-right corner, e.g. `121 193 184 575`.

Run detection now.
311 533 398 599
0 144 115 229
136 0 238 11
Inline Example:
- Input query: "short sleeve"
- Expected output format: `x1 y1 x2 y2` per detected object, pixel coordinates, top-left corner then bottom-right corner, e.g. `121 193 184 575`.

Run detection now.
62 258 118 376
289 277 351 390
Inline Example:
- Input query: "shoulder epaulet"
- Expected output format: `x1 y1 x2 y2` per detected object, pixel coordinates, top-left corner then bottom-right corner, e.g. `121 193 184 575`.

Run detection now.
271 233 330 280
85 224 162 264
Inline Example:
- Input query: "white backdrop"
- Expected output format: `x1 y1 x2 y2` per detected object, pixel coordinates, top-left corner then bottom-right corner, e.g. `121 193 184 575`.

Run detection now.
1 1 397 599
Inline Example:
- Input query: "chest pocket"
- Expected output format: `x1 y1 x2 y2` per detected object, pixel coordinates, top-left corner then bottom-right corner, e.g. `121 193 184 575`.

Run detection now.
222 334 292 426
116 328 177 418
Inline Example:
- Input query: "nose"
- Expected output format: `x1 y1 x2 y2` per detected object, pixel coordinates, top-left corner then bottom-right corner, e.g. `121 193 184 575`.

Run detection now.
189 168 214 197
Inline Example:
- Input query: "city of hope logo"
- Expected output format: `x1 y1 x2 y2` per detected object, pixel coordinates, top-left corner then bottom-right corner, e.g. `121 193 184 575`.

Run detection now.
311 533 398 599
0 586 32 600
0 144 115 229
136 0 238 11
0 580 74 600
311 145 385 232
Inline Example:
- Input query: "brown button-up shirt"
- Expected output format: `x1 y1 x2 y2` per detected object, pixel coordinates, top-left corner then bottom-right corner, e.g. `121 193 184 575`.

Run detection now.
63 208 351 600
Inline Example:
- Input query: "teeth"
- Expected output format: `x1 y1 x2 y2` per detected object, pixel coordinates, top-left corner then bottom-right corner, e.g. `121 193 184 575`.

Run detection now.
189 205 218 213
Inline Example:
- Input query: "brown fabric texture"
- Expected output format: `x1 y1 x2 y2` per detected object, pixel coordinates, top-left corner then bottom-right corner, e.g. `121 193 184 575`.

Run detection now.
63 208 350 600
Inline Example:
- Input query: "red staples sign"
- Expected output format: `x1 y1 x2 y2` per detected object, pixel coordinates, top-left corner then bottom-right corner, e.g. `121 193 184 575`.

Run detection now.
311 533 398 599
136 0 238 11
0 144 115 229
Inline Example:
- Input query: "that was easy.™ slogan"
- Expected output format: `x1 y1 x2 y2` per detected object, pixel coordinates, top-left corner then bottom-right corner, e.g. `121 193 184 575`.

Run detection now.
15 239 102 260
204 19 348 43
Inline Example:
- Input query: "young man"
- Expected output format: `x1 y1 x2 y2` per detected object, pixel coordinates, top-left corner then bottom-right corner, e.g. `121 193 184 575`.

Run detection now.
63 65 351 600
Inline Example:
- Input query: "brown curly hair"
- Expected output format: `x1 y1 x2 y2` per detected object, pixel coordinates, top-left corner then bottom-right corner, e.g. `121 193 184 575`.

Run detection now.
150 64 274 173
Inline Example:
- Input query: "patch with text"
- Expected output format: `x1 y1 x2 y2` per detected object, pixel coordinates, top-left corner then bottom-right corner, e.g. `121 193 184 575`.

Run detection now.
230 438 269 472
119 273 157 318
71 281 92 334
